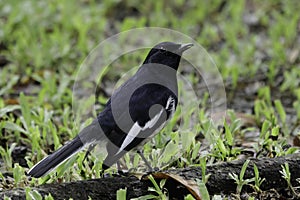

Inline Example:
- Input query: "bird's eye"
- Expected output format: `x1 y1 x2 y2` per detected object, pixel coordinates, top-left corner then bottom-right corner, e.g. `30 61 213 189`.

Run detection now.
156 47 170 55
159 47 169 53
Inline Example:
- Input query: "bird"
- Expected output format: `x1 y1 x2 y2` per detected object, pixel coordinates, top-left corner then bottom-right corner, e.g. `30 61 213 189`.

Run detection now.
28 42 193 178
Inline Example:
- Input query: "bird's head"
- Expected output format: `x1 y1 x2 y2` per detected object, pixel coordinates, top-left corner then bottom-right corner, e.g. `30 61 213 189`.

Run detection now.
143 42 193 70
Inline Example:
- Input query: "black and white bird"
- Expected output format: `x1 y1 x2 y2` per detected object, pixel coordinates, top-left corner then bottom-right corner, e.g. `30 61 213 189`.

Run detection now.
28 42 193 178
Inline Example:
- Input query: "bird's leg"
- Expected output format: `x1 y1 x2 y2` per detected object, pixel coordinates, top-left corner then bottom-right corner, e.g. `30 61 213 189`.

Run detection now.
137 150 154 171
82 144 96 165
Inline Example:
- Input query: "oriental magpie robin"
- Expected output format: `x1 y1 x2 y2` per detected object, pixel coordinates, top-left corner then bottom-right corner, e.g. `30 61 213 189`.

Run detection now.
28 42 193 178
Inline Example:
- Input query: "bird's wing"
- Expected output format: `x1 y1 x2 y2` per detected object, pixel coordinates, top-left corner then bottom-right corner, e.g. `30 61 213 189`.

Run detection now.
116 84 177 155
128 84 177 125
116 107 164 154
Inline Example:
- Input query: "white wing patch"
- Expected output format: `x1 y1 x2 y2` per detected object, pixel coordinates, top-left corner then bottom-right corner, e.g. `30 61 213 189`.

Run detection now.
116 108 164 155
143 108 164 130
116 122 142 155
116 95 176 155
166 96 176 117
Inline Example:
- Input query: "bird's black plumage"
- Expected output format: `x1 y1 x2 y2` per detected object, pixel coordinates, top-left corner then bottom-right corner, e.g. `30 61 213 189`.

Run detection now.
28 42 193 177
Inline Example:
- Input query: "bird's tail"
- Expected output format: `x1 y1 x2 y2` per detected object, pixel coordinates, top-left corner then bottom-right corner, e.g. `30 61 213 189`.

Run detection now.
27 136 84 178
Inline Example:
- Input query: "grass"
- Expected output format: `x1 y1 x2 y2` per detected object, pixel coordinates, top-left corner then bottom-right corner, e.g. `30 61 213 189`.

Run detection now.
1 0 300 199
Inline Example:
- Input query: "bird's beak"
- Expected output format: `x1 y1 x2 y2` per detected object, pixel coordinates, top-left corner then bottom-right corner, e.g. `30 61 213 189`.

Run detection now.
177 43 193 53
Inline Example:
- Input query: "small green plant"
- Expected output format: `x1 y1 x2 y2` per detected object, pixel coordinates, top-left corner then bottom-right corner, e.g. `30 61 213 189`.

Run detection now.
256 121 297 158
280 163 300 198
184 194 195 200
251 164 265 192
229 160 255 195
196 179 210 200
200 156 210 184
132 175 168 200
116 188 127 200
280 67 300 92
147 175 168 200
13 163 26 187
274 100 286 125
207 115 242 161
0 143 16 170
25 187 54 200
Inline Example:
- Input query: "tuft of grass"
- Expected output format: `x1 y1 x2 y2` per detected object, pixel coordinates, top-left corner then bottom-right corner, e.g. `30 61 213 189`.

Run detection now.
229 160 254 195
